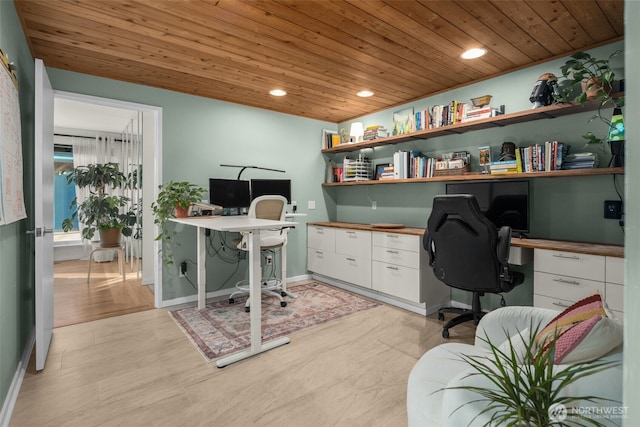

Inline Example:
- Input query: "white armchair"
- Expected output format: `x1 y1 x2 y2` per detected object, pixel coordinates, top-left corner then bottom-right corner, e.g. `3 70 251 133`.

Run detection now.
407 306 623 426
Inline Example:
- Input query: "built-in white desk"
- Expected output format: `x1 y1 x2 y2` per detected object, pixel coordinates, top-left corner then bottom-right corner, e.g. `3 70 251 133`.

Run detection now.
171 215 297 367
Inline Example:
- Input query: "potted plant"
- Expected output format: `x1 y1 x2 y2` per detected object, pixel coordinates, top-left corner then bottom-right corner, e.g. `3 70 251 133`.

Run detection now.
557 50 624 146
151 181 206 266
62 162 137 247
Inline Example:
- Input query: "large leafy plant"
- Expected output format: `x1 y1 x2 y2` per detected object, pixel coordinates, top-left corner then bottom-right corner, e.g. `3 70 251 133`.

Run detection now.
62 162 136 241
151 181 206 266
445 322 618 426
557 50 624 146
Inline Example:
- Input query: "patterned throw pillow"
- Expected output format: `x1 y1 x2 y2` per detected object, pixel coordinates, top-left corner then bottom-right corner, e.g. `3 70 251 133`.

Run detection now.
535 292 622 364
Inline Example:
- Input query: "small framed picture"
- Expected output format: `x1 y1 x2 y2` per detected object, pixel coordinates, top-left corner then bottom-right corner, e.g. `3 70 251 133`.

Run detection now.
478 146 491 166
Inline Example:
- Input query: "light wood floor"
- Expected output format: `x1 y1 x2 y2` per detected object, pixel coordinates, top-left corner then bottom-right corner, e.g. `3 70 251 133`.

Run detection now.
54 258 155 328
11 279 475 427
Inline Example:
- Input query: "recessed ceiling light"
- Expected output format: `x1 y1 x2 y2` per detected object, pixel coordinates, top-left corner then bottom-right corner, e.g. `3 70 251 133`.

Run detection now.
357 90 374 97
461 48 487 59
269 89 287 96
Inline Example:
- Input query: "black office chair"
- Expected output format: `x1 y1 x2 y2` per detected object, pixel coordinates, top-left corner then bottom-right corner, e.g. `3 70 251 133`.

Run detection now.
424 194 524 338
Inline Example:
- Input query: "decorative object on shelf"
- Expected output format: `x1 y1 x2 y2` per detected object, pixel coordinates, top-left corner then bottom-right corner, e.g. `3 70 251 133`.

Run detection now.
478 145 491 174
529 73 560 108
325 158 334 183
557 50 623 147
339 127 350 144
607 107 625 167
392 107 414 135
349 122 364 143
62 163 137 246
151 181 206 266
498 141 517 161
470 94 492 107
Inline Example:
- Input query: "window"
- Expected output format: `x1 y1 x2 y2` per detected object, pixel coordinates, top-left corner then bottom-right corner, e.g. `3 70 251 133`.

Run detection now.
54 144 79 242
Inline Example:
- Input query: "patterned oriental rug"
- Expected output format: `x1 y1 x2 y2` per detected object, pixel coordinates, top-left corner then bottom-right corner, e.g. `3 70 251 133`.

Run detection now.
169 281 381 363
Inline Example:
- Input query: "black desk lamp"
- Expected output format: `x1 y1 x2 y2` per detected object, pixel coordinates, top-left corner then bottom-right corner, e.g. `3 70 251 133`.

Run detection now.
220 164 286 180
608 107 625 168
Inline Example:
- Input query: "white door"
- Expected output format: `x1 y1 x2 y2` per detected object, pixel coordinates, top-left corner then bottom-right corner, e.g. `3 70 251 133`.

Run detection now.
34 58 55 371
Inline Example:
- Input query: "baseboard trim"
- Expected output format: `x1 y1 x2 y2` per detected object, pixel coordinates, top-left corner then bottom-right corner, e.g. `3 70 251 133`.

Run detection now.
160 274 312 308
0 328 35 427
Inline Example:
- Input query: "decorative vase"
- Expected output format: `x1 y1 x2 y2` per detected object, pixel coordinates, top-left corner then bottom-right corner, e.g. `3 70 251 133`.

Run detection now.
581 77 611 99
99 228 122 248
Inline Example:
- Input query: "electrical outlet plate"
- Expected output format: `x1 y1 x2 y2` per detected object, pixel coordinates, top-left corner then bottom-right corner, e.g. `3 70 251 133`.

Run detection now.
604 200 623 219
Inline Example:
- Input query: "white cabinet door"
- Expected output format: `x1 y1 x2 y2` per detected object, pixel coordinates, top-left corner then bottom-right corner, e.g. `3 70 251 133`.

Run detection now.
534 249 605 281
335 229 371 259
372 261 421 302
307 248 335 277
334 254 371 288
308 226 335 251
534 271 605 302
606 257 624 285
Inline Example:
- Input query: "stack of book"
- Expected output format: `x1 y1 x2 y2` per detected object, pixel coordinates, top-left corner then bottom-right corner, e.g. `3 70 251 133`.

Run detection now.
463 106 504 122
490 160 519 174
363 125 389 140
520 141 569 172
378 164 395 180
562 152 599 170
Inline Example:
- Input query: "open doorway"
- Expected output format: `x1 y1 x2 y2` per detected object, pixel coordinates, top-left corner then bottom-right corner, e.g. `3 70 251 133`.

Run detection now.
52 92 163 326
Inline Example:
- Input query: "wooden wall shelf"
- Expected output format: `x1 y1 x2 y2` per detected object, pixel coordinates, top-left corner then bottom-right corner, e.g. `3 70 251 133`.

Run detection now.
322 167 624 187
322 98 621 154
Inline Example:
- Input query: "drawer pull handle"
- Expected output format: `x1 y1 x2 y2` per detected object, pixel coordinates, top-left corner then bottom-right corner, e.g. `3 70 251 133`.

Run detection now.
552 301 570 308
386 266 399 271
553 278 581 286
346 257 356 262
315 228 324 233
315 251 323 255
552 254 580 260
387 234 398 238
386 250 399 254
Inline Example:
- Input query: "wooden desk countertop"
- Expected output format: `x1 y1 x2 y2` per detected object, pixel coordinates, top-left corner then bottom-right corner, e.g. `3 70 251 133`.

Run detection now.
308 222 624 258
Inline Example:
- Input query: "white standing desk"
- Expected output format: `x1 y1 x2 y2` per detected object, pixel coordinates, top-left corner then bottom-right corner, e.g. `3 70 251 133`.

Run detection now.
171 215 297 367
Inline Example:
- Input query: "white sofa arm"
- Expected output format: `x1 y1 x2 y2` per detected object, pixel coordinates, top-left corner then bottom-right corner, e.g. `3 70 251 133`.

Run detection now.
475 306 558 349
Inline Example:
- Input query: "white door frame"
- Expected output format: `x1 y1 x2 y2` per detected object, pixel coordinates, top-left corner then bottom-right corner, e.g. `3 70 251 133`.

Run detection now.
54 91 164 307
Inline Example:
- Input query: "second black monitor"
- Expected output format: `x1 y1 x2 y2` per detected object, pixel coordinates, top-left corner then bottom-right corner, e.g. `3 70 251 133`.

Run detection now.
250 179 291 203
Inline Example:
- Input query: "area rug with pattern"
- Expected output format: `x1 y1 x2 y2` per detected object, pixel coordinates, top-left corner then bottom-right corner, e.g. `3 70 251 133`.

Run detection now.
169 281 381 363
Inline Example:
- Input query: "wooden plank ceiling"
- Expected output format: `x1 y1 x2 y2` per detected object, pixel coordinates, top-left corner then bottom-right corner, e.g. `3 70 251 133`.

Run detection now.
15 0 623 123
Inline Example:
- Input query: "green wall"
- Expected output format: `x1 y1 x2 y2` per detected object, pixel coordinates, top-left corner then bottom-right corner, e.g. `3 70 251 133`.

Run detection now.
0 0 35 414
46 67 336 301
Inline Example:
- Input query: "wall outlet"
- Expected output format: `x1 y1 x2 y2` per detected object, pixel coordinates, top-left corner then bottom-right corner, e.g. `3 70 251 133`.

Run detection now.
265 255 273 265
604 200 622 219
308 200 316 210
179 261 187 277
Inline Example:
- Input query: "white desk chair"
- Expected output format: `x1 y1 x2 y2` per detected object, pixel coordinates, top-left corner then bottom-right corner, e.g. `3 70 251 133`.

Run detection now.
229 195 295 311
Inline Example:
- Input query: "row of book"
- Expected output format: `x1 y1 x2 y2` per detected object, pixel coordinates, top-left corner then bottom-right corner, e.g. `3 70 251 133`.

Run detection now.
410 103 504 132
386 150 470 179
489 142 599 174
363 125 389 141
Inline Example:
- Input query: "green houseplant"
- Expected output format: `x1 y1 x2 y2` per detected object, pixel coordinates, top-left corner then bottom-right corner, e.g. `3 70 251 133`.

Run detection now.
62 162 137 246
445 323 618 427
557 50 624 146
151 181 206 266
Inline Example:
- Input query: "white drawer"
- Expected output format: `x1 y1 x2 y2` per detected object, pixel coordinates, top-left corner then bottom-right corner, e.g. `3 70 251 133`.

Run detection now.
534 249 605 282
371 246 419 269
372 232 420 252
307 226 335 251
606 257 624 285
335 229 371 259
372 261 421 302
334 254 371 288
606 282 623 312
307 248 334 277
534 293 573 312
534 271 605 302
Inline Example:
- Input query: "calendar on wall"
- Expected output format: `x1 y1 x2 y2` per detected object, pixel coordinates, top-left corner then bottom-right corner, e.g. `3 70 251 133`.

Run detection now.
0 48 26 225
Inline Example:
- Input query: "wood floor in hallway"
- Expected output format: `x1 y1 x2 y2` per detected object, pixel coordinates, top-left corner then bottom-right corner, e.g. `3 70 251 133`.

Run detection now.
53 257 154 328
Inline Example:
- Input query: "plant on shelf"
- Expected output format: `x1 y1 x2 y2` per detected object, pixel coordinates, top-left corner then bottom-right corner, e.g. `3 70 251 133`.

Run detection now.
444 323 618 427
557 50 624 146
151 181 206 266
62 162 137 247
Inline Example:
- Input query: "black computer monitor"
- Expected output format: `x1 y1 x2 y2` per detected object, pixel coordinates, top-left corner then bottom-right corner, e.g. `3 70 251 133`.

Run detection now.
209 178 251 209
250 179 292 203
446 180 530 235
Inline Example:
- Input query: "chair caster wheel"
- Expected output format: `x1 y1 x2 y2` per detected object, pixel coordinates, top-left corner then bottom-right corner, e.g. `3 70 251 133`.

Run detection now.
438 312 445 321
281 291 287 297
442 329 450 339
245 306 250 313
229 298 235 304
280 301 287 308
